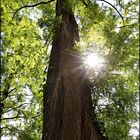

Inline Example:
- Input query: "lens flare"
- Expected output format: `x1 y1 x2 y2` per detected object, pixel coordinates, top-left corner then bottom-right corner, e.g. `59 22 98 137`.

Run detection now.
84 53 105 73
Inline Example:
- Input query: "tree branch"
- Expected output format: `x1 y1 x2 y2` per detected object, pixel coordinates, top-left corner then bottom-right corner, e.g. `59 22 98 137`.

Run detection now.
9 88 16 94
1 115 23 120
97 0 125 25
1 114 40 120
116 23 136 28
3 103 31 114
12 0 55 20
1 127 12 131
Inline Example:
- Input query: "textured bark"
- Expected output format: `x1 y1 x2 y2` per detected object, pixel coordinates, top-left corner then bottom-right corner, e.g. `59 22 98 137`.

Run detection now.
42 0 106 140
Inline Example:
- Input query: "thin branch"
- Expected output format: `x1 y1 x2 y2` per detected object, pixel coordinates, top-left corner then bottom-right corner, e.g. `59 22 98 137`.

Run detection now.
1 115 23 120
1 88 16 102
12 0 55 20
9 88 16 94
1 114 40 120
116 23 136 28
3 103 31 114
1 127 12 131
97 0 125 25
117 0 125 10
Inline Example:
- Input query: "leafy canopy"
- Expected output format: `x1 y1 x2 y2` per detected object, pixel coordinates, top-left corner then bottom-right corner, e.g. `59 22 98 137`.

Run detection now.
1 0 139 140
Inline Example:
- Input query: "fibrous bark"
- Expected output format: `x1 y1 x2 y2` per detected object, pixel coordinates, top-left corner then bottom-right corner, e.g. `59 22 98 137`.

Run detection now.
42 0 106 140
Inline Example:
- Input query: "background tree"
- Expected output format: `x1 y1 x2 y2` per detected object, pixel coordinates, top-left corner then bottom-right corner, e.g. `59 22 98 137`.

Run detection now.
1 0 139 140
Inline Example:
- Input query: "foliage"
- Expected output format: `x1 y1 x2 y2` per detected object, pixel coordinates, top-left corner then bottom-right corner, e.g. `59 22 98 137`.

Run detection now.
1 0 51 139
1 0 139 140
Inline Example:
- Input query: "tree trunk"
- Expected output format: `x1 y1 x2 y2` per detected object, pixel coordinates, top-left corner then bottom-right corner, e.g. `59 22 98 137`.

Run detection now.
42 0 106 140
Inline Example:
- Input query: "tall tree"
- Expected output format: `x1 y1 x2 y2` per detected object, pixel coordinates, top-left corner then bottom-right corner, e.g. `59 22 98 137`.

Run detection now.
1 0 138 140
42 0 106 139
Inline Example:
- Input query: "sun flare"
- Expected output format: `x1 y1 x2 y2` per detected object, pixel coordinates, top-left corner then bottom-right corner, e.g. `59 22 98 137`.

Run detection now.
86 53 99 68
84 53 105 71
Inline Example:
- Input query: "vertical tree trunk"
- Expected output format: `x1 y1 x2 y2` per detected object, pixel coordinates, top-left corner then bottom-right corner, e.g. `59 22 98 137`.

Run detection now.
42 0 106 140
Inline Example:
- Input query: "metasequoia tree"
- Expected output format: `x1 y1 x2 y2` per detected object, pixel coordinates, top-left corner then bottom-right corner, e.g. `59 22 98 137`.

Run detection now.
1 0 138 139
42 0 106 139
